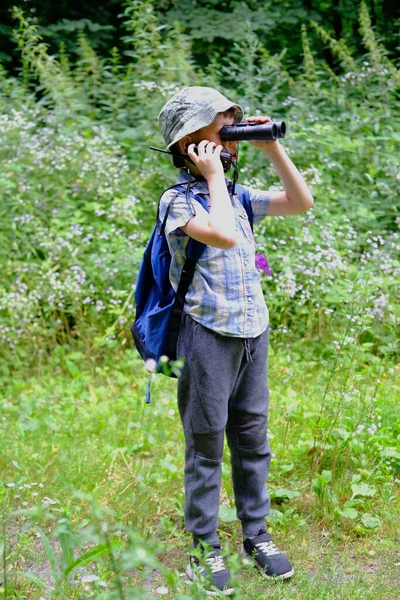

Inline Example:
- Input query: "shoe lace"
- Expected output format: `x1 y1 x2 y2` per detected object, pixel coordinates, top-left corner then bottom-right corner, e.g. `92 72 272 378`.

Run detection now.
255 540 280 557
205 555 226 573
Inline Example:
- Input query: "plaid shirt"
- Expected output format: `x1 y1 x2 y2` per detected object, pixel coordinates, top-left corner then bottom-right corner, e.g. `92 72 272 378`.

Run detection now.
159 170 270 338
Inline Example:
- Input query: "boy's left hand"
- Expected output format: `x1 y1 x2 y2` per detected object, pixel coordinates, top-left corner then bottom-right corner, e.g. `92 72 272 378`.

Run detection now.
246 116 280 155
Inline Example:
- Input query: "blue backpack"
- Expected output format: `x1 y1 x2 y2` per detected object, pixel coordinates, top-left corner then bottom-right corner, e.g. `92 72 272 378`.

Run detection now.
131 181 253 387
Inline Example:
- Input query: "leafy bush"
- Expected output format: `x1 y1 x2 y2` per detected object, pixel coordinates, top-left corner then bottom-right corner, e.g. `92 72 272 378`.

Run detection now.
1 2 398 369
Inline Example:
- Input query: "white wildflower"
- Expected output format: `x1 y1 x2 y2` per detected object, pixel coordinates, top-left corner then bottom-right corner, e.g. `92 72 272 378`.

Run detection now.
145 358 157 373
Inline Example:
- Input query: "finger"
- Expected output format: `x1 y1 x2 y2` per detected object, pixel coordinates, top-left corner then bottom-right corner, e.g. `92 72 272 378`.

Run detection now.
198 139 209 154
205 141 216 154
213 144 222 156
187 143 198 161
246 116 271 122
246 116 271 121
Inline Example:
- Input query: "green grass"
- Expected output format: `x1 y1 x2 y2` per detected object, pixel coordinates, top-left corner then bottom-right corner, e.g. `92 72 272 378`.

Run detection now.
1 341 399 599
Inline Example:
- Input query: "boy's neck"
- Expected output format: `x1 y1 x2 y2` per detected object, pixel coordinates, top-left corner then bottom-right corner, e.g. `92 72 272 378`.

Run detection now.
187 164 203 179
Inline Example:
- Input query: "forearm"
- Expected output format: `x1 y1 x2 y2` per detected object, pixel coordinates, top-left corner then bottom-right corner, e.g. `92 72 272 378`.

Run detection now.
263 144 313 211
207 173 236 242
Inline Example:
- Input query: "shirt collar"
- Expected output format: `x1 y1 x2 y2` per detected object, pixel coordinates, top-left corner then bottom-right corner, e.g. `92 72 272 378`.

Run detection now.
177 169 233 195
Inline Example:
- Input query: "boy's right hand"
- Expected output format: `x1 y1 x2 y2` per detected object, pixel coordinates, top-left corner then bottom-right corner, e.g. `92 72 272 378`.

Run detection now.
187 140 224 181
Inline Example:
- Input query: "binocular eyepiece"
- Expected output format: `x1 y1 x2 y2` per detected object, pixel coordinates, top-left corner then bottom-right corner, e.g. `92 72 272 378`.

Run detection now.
220 120 286 142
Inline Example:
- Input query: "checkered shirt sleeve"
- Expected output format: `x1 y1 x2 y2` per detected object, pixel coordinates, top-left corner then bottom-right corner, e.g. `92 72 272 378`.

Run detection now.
159 188 207 236
243 185 271 224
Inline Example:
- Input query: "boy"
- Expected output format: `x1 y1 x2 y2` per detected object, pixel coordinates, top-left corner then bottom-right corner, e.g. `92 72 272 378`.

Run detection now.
158 86 313 595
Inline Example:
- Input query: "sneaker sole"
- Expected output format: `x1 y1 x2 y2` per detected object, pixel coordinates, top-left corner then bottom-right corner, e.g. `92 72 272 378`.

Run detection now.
186 563 235 596
240 548 295 581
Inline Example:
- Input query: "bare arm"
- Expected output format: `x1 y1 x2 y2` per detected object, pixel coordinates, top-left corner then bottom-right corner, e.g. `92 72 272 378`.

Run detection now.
263 144 314 216
181 141 237 249
247 116 314 217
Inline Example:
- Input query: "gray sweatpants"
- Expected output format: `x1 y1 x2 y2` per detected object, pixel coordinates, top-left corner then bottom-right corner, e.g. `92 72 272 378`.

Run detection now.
176 312 271 546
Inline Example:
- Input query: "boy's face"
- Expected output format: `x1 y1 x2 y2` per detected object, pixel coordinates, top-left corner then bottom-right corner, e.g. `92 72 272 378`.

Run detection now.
179 113 238 162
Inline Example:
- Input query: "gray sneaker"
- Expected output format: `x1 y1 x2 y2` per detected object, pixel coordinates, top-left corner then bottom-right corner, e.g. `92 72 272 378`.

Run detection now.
243 531 294 580
187 546 235 596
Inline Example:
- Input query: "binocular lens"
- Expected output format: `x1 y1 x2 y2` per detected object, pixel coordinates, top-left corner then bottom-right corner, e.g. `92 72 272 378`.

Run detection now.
220 120 286 142
274 120 286 138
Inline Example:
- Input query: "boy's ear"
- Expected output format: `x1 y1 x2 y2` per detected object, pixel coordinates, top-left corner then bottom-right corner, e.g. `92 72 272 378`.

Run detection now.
178 135 192 153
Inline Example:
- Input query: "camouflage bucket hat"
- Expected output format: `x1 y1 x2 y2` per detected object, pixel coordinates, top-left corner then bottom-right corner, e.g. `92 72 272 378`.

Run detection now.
158 86 243 149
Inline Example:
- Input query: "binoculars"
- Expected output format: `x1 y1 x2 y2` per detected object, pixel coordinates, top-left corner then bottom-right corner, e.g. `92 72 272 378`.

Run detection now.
150 119 286 171
220 120 286 142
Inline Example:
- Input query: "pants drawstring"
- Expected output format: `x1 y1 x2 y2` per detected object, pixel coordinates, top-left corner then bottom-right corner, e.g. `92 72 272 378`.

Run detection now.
244 338 253 363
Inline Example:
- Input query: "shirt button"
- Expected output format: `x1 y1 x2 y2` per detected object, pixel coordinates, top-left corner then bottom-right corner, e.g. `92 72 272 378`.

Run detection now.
243 261 248 266
247 296 253 303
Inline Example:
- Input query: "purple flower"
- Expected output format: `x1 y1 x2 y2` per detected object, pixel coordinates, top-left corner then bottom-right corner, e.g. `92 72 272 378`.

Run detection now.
255 253 271 276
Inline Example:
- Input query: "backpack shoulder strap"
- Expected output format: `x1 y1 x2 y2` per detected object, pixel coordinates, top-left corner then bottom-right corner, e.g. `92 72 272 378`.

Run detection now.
158 183 187 236
161 183 208 359
235 183 254 232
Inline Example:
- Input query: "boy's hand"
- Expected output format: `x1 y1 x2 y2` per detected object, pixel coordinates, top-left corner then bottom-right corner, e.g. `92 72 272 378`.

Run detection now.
246 116 280 156
187 140 224 180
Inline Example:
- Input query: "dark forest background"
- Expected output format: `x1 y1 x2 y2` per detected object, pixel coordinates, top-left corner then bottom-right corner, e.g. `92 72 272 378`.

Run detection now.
1 0 399 73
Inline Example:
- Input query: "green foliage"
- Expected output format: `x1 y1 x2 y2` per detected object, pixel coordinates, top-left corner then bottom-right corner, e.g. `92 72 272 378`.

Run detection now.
310 20 358 71
312 469 332 498
121 0 164 74
301 25 317 82
0 1 397 373
0 2 399 597
39 18 115 52
0 345 398 597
